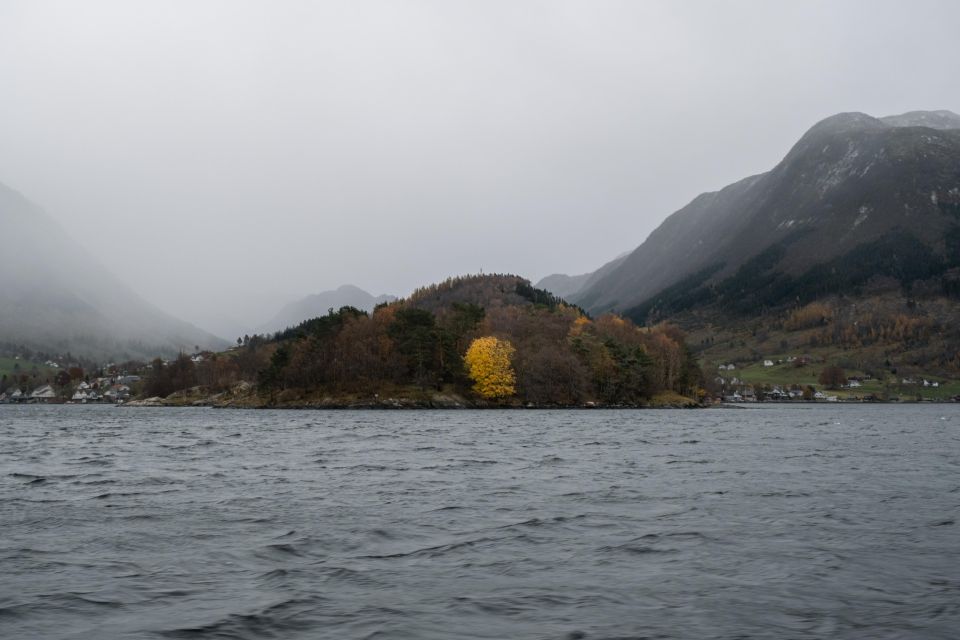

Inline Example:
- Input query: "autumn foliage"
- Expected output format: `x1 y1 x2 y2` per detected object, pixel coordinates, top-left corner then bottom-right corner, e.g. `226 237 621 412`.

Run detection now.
464 336 516 399
146 275 701 405
818 365 846 390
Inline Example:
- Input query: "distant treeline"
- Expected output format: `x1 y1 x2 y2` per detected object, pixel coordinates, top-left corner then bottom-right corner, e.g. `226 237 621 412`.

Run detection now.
0 342 123 394
145 275 701 405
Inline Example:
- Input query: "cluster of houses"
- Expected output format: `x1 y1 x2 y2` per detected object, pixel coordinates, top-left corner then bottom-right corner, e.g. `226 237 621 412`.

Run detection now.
0 385 57 403
0 375 141 405
68 377 140 403
720 386 840 403
715 357 861 403
713 355 956 403
900 377 941 388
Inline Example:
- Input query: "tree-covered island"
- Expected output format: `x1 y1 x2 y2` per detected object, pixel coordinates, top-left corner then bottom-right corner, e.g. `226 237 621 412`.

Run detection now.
135 275 702 408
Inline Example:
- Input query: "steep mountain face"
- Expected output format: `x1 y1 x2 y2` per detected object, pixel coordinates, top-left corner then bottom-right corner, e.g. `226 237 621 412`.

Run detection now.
259 285 396 333
572 110 960 320
0 182 227 360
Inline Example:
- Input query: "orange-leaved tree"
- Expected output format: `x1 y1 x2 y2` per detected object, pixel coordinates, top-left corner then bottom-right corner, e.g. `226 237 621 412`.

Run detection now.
464 336 516 399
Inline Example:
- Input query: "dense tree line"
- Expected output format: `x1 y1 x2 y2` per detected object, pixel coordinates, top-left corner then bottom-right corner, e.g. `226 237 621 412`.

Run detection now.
778 300 942 351
144 276 701 405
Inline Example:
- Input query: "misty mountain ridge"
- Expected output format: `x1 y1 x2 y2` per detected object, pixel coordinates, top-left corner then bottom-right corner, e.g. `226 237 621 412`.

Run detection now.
0 181 227 360
535 273 592 300
8 107 959 363
260 284 396 334
552 109 960 321
535 252 630 301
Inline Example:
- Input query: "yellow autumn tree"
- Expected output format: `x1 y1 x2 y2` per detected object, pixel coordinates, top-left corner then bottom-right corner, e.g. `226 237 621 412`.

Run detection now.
464 336 516 399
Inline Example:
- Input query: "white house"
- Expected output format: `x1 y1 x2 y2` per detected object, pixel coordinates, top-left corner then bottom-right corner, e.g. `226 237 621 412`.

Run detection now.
30 385 57 401
104 385 131 402
763 360 774 367
1 388 30 402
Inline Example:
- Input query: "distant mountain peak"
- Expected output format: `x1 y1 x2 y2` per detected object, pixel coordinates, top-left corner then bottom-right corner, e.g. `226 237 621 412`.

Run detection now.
569 109 960 317
796 110 960 146
259 285 396 333
806 111 886 136
881 109 960 130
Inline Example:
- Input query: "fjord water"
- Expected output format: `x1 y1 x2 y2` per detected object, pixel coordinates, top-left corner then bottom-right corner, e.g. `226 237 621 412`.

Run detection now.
1 406 958 639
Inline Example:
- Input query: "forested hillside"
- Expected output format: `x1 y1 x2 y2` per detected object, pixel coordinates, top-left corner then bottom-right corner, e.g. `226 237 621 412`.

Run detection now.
143 275 702 407
525 111 960 394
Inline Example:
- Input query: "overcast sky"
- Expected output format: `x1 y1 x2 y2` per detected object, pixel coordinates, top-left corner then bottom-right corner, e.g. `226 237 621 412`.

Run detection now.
2 0 960 336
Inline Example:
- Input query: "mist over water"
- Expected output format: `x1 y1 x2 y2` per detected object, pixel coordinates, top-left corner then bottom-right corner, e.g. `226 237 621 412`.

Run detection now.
2 405 958 639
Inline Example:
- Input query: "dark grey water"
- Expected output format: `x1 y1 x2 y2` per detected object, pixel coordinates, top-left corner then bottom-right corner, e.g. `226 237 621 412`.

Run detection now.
1 405 958 639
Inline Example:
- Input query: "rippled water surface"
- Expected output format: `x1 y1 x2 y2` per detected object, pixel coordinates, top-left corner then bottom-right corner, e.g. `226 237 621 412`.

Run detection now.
1 405 959 639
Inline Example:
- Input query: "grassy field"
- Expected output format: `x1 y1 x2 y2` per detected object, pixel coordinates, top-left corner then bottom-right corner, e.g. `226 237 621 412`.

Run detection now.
689 303 960 402
0 357 55 382
710 355 960 401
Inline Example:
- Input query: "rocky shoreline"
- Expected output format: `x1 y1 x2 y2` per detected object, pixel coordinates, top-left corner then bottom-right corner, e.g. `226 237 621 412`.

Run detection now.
123 384 702 410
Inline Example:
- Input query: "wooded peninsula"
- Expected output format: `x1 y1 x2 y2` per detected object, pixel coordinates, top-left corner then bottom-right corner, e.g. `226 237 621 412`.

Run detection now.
137 275 702 408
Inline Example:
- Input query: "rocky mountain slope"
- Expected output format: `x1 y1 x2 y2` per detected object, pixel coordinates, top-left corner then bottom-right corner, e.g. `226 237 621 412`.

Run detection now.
564 110 960 322
0 182 227 360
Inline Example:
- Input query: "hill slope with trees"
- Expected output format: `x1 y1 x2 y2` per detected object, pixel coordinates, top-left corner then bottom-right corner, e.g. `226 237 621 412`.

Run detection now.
531 110 960 397
141 274 702 407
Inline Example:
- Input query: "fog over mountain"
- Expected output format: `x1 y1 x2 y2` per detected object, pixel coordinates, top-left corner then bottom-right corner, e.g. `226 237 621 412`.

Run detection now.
2 1 960 335
0 182 226 359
